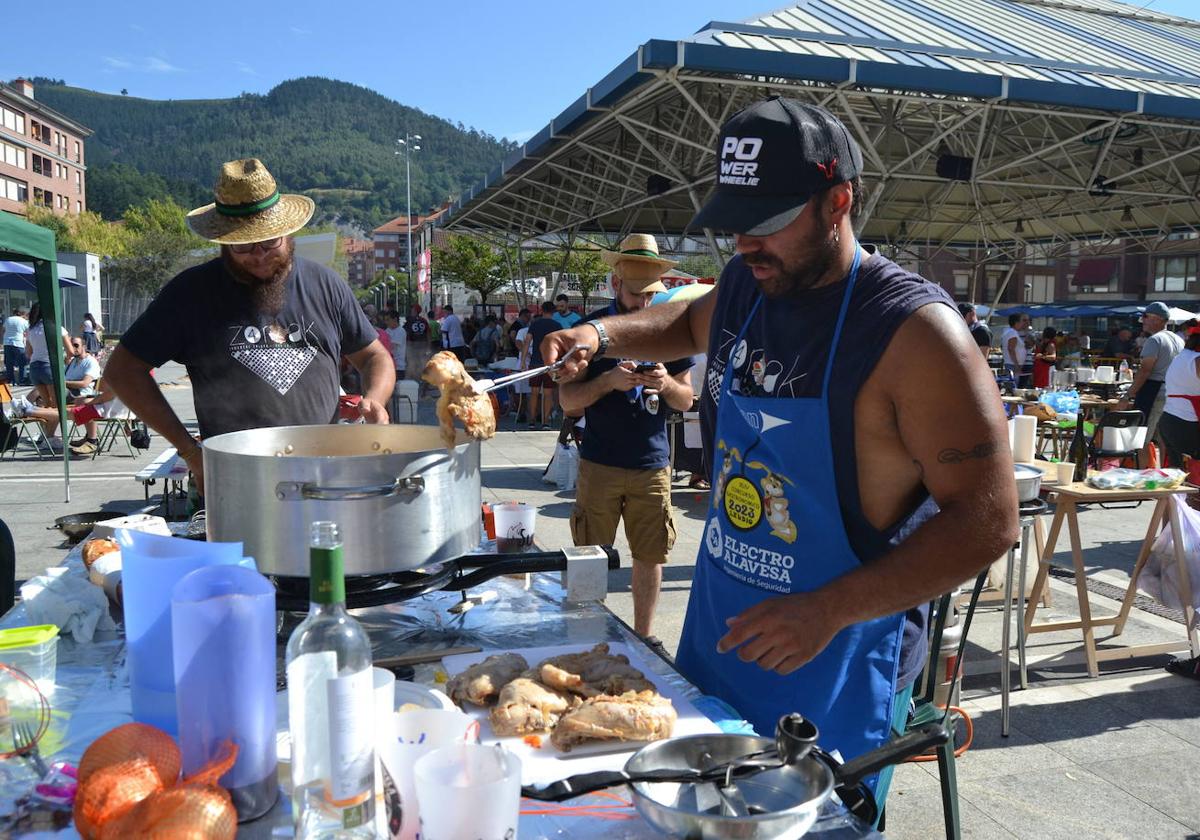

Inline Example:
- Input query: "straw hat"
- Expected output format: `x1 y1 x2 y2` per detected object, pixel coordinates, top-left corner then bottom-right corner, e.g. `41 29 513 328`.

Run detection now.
600 233 677 270
185 158 315 245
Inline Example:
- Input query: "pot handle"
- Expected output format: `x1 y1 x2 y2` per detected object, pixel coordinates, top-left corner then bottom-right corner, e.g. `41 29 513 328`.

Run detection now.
832 722 949 787
275 476 425 502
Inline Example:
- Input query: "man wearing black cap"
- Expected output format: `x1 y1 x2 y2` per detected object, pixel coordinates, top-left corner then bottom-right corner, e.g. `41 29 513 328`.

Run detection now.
542 97 1017 798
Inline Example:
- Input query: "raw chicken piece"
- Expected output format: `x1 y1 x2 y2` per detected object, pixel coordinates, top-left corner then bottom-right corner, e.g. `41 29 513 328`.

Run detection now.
550 690 677 752
537 643 655 698
422 351 496 449
446 653 528 707
489 676 580 737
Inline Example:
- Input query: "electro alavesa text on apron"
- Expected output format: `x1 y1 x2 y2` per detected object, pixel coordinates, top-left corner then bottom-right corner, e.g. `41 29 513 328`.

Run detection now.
721 534 794 590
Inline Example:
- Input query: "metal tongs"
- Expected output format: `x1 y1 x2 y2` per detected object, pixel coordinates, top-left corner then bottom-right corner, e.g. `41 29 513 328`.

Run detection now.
470 345 588 394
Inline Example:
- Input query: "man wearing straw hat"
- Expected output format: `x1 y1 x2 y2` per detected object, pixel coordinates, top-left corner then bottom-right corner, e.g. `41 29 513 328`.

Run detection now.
542 98 1017 800
560 234 694 646
105 158 394 494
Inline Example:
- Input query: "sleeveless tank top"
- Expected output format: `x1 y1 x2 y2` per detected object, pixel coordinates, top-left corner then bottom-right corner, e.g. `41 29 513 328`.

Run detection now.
700 248 956 685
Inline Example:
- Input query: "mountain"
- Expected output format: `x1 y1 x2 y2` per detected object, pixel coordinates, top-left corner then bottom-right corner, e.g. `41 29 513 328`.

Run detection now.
34 77 517 230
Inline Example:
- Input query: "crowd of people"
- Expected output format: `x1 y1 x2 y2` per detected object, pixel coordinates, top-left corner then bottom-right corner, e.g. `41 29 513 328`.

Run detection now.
2 304 122 456
956 300 1200 471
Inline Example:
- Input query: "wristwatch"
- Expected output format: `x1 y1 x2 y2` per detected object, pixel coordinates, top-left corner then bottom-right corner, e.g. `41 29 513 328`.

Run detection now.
589 320 610 358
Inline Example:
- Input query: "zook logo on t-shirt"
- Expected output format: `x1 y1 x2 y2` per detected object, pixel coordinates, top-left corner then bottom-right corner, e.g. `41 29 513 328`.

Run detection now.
227 320 320 395
719 137 763 186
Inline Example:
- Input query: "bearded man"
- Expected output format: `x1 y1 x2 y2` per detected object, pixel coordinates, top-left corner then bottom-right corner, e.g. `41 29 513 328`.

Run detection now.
104 158 394 494
541 98 1017 805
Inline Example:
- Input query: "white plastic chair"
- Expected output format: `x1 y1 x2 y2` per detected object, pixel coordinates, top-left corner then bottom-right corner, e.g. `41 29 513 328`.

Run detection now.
391 380 419 424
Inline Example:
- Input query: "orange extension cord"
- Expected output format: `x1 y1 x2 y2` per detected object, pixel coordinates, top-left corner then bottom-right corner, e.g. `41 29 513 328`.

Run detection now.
906 706 974 762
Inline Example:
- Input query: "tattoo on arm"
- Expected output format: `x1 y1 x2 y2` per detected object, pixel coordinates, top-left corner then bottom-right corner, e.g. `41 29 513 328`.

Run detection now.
937 441 1002 465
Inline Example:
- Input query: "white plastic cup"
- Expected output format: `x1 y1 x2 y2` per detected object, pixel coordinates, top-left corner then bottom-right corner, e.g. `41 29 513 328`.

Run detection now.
1056 462 1075 485
378 709 479 840
413 744 521 840
371 667 396 837
493 502 537 553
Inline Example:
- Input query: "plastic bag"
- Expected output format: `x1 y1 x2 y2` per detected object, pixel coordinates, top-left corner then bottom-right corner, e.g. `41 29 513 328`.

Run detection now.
1040 390 1080 415
545 443 579 492
1141 495 1200 627
1085 468 1186 490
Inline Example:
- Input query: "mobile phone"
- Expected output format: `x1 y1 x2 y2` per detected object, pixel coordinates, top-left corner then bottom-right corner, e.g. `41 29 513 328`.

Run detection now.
635 363 657 373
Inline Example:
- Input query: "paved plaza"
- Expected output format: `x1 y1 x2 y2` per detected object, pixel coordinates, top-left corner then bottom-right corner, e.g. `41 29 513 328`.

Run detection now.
3 365 1200 837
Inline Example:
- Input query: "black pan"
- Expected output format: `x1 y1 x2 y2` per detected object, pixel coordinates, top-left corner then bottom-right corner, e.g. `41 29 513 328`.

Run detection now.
48 511 112 544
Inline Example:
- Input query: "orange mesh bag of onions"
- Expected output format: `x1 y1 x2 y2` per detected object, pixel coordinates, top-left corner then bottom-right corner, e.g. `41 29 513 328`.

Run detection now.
74 722 239 839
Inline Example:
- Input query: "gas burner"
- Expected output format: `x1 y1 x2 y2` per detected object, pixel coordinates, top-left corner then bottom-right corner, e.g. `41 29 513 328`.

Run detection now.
270 547 622 614
1019 498 1048 517
273 564 456 612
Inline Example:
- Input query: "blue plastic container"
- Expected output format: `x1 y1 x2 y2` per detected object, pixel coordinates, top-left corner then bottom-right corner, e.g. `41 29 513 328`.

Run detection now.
172 564 278 821
118 529 248 735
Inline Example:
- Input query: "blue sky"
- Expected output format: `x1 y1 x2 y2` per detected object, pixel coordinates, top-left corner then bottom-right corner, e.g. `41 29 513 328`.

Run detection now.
4 0 1198 144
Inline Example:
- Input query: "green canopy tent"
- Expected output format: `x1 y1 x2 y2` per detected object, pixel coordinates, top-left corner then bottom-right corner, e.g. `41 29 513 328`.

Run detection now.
0 212 70 501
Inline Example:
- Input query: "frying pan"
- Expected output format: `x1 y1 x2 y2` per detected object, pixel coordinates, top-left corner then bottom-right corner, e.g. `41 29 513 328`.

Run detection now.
48 511 112 544
523 716 948 838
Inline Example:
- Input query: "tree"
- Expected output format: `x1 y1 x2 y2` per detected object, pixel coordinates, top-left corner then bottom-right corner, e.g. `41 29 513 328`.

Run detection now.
120 88 128 95
676 253 721 280
25 205 132 257
565 250 608 311
108 198 208 293
432 234 506 307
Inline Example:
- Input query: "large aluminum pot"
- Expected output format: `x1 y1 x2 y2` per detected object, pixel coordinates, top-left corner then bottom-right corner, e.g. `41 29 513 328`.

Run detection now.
203 424 480 577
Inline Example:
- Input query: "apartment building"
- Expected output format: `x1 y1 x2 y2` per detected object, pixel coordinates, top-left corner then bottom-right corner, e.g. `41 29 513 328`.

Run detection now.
372 202 450 277
343 237 374 286
0 79 92 218
914 233 1200 309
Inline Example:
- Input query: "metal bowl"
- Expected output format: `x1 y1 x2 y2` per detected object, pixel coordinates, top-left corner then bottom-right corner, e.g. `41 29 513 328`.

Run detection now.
625 734 833 840
1014 463 1044 502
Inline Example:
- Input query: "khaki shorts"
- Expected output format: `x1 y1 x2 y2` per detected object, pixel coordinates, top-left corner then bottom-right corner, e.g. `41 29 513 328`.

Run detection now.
1147 389 1168 446
570 459 677 565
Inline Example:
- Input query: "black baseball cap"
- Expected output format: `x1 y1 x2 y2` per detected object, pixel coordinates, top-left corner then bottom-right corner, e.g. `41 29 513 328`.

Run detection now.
689 97 863 236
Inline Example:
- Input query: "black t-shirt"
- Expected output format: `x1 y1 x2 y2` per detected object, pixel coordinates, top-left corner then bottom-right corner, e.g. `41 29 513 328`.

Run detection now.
969 321 992 349
578 306 693 471
699 248 955 688
1103 335 1134 357
405 316 429 343
526 316 561 368
120 256 376 439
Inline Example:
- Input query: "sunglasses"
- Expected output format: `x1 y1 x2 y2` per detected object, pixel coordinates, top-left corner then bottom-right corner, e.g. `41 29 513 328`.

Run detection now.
229 237 283 254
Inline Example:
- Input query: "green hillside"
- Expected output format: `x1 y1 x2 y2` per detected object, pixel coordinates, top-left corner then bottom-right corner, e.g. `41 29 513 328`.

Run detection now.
34 77 516 230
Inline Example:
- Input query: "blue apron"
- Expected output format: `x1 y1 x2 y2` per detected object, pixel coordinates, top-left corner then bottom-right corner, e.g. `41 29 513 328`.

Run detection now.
675 247 904 777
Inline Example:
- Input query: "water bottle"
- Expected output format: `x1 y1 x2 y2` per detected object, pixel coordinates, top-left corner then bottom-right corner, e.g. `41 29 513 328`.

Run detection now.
1119 359 1131 382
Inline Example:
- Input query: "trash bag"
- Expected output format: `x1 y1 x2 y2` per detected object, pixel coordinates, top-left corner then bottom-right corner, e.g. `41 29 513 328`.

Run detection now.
1040 390 1080 415
1141 495 1200 626
545 442 579 491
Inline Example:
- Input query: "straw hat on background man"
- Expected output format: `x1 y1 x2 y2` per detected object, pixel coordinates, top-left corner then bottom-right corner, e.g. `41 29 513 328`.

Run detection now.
601 233 676 294
185 158 314 245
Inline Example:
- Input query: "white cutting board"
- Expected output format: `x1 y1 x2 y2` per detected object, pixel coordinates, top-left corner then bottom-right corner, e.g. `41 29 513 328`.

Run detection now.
441 643 720 786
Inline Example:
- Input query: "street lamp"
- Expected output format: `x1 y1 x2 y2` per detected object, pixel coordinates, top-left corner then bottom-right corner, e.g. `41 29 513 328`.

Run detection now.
396 133 422 311
386 274 398 313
